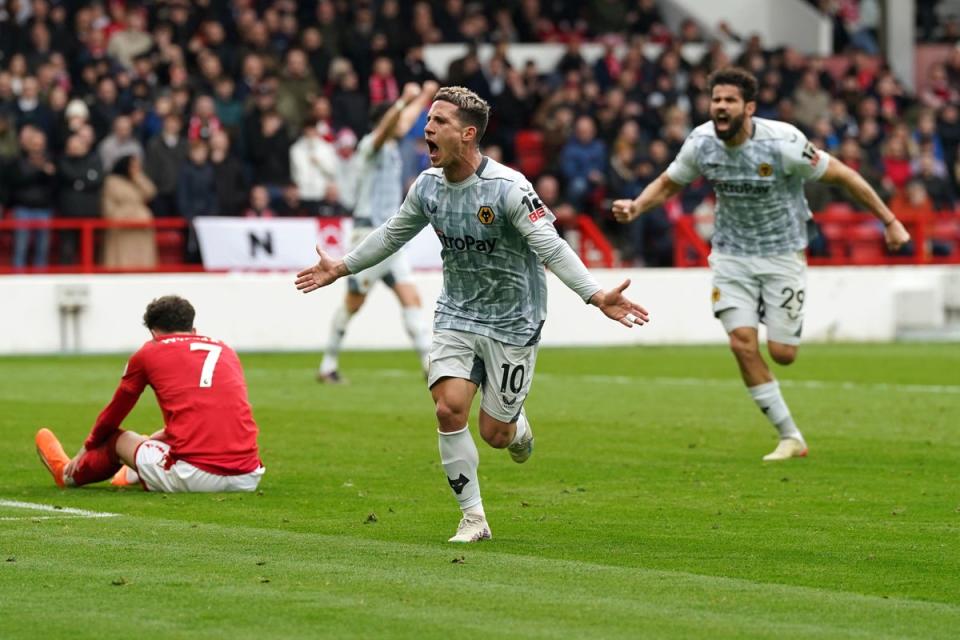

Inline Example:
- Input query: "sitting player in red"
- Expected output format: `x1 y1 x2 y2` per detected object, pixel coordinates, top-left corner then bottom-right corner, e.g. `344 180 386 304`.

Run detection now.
35 295 265 492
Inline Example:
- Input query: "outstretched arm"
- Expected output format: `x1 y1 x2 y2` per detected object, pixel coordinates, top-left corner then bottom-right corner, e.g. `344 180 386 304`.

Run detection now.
819 159 911 251
512 181 650 328
611 172 684 224
296 180 429 293
525 223 649 327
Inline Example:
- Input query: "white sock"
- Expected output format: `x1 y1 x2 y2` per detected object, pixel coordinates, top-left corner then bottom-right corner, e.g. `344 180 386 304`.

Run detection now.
509 410 529 446
748 381 804 442
401 306 430 359
320 307 353 374
438 425 483 514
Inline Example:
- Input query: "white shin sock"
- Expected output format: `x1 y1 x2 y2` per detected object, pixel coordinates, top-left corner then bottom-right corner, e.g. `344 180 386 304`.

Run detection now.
320 306 354 373
748 380 804 442
509 410 529 446
401 306 430 358
438 425 483 514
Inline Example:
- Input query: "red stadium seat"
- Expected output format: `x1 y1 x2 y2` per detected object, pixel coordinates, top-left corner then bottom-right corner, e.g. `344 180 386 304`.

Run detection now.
514 130 545 178
848 223 885 263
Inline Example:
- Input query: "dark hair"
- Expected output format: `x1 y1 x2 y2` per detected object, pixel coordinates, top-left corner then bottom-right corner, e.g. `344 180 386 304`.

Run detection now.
143 295 195 332
707 67 758 103
433 86 490 144
112 154 136 177
369 102 393 127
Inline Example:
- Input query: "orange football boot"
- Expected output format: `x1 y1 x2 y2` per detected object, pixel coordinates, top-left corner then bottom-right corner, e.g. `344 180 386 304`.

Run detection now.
35 428 70 488
110 465 136 487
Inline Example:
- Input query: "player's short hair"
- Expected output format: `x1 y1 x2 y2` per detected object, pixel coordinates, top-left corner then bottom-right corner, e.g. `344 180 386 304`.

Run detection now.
369 102 393 127
434 86 489 144
708 67 758 103
143 295 195 333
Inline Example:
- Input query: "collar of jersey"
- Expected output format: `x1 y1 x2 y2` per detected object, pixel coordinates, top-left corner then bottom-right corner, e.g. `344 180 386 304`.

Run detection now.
440 156 488 189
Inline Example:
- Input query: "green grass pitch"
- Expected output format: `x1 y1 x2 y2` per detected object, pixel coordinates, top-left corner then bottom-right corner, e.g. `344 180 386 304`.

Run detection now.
1 343 958 639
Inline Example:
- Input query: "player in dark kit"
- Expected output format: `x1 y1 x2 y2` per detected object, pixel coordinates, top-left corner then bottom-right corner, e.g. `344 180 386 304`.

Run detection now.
35 295 265 492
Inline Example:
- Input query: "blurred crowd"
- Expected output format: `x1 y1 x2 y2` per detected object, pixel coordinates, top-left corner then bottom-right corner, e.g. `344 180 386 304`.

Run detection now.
1 0 959 269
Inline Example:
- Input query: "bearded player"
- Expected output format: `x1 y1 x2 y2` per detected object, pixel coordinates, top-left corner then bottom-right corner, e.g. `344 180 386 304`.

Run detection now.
613 67 910 461
297 86 649 542
35 295 265 492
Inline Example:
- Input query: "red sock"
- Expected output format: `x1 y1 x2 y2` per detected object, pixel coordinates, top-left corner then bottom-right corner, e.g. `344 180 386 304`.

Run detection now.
70 431 124 486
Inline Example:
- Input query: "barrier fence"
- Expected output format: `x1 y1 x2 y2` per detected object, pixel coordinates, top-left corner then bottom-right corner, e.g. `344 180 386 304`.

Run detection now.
1 210 958 274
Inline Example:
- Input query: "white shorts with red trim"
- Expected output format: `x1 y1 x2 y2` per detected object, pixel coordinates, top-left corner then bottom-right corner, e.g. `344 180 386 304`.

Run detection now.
134 440 265 493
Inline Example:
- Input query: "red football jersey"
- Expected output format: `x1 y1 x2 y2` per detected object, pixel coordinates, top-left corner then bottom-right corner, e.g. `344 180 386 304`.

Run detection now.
85 333 262 475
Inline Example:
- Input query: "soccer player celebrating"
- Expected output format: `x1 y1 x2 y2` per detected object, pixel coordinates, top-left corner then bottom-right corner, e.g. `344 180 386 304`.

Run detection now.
35 295 265 492
612 67 911 461
296 86 649 542
318 81 438 383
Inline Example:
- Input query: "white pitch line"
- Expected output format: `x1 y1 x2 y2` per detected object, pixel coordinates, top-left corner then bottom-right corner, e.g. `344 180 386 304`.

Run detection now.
0 499 120 519
556 374 960 395
368 369 960 395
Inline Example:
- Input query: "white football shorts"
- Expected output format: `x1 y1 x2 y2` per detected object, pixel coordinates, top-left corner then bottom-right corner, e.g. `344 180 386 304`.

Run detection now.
708 250 807 345
428 329 537 423
134 440 265 493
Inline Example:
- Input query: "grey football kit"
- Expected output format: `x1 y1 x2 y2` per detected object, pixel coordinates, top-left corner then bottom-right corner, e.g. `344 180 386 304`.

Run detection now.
347 134 413 294
666 117 830 344
344 156 601 421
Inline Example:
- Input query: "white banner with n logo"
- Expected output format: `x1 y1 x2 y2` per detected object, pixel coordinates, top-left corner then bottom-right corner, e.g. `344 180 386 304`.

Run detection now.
194 217 352 270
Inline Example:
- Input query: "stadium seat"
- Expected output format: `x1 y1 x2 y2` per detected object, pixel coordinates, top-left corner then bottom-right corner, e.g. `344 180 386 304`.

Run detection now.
848 223 885 264
514 130 545 178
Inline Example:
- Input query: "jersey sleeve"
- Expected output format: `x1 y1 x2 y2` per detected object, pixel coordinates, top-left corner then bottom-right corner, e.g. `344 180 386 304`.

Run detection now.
665 135 702 185
83 346 150 449
505 179 558 236
506 180 601 303
343 174 429 273
780 126 830 181
355 135 377 161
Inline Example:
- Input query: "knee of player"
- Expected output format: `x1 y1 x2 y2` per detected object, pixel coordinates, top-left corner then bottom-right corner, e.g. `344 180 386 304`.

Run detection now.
769 345 798 365
479 425 511 449
728 332 759 359
435 401 468 428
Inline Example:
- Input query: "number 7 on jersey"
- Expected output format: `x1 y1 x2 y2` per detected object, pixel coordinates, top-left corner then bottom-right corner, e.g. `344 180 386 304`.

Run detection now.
190 342 223 388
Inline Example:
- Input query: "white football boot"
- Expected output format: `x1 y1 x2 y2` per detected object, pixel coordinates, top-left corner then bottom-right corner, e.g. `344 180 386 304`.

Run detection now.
762 437 809 462
507 422 534 464
448 513 492 543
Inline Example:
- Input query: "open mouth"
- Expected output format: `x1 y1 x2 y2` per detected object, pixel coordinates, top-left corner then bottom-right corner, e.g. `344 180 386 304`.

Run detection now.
426 139 440 162
714 113 730 127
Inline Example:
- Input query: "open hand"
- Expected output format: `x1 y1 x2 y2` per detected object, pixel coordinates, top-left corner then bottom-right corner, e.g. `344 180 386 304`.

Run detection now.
590 279 650 328
295 245 347 293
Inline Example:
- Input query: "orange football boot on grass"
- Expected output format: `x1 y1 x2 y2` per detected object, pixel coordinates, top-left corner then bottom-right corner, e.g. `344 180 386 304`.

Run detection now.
35 428 70 488
110 466 137 487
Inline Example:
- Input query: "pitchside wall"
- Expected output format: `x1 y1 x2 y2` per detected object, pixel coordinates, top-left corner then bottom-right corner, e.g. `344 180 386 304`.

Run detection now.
1 266 956 354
